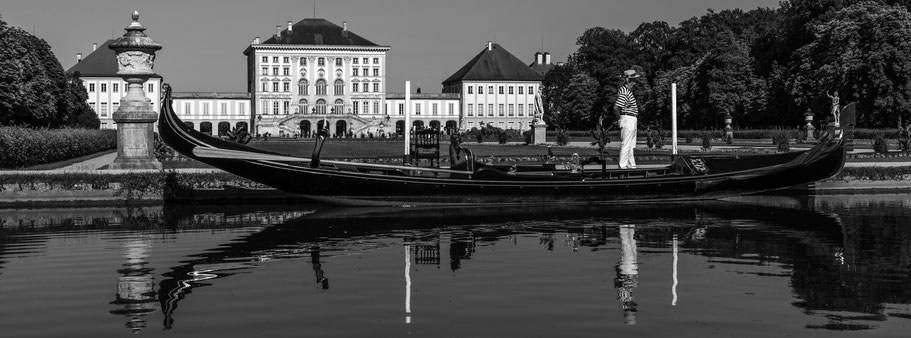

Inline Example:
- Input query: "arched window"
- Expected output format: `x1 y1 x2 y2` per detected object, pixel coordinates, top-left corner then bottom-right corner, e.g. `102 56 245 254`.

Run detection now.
299 99 309 114
315 79 327 96
334 79 344 95
334 99 344 115
316 99 327 115
298 79 309 95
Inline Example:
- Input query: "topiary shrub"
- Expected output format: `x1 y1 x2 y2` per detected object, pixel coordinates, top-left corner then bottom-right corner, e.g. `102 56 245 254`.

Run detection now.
771 129 791 152
873 133 890 154
700 132 712 151
556 128 569 146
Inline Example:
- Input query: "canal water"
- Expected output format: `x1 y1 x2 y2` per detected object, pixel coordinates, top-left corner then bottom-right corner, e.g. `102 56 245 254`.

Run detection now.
1 195 909 337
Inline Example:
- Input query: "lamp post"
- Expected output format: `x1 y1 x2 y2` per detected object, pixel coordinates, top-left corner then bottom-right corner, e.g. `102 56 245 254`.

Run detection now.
108 11 162 170
804 109 816 143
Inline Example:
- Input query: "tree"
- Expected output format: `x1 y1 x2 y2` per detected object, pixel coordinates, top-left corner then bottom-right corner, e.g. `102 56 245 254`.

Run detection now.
558 72 600 130
788 1 911 128
63 72 98 129
541 64 574 128
0 17 69 128
687 32 766 129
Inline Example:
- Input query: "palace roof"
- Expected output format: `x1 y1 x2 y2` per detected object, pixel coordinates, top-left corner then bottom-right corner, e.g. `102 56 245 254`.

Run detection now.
66 39 162 78
442 43 543 85
261 18 380 46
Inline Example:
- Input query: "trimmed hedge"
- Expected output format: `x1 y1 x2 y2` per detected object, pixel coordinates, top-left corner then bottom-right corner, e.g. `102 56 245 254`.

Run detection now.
0 127 117 169
546 128 902 141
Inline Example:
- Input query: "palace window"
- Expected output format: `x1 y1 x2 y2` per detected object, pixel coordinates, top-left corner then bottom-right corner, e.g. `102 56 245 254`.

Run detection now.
335 58 342 67
373 83 379 92
299 99 309 114
203 102 210 115
352 83 359 92
362 68 368 77
353 58 358 64
518 104 524 117
352 68 359 76
283 57 289 63
300 58 307 66
316 80 327 96
89 83 95 92
478 104 484 116
518 86 524 95
315 99 326 114
148 83 154 93
499 86 504 95
398 103 404 115
334 80 344 95
239 102 246 114
373 69 379 77
298 80 309 95
273 56 279 63
488 86 493 94
373 58 379 64
488 104 494 117
499 104 505 116
353 100 359 115
467 86 473 94
283 101 290 115
283 67 290 76
318 58 325 66
261 67 268 75
528 104 534 116
373 101 379 115
101 83 107 92
113 102 120 113
467 104 473 117
272 82 279 92
262 82 268 92
221 102 228 115
363 101 369 114
363 58 368 64
100 103 108 117
528 86 534 94
448 103 454 116
508 86 514 95
273 101 280 115
261 100 268 115
415 103 421 115
112 83 119 92
335 99 344 114
432 103 438 116
262 56 268 63
283 82 290 92
508 104 514 116
478 86 483 94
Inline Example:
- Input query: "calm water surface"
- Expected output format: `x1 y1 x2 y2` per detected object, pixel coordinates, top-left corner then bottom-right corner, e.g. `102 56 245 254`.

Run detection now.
1 195 909 337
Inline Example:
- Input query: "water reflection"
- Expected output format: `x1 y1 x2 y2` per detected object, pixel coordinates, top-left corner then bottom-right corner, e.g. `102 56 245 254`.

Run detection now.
1 196 910 335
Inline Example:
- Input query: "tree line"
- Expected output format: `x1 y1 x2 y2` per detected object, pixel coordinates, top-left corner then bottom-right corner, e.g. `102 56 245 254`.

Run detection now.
542 0 911 132
0 14 97 129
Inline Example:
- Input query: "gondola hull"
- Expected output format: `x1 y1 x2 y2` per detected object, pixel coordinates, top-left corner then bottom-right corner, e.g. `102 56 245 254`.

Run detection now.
158 84 846 206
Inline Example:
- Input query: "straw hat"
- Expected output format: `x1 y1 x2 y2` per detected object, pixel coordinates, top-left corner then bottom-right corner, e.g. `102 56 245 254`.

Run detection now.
620 69 641 79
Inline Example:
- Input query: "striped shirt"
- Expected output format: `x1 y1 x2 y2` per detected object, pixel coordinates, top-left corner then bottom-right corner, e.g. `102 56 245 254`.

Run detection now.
615 85 638 115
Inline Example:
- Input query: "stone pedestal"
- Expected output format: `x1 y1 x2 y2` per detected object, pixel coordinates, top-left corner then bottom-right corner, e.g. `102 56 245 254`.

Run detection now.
532 121 547 145
107 11 162 170
804 123 816 143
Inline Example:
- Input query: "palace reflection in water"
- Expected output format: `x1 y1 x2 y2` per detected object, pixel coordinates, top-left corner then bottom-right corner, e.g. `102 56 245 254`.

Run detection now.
0 195 909 337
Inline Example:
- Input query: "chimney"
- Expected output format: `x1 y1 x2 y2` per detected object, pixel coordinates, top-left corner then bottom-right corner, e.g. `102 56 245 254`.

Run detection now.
287 21 293 32
275 25 281 38
253 36 260 44
92 43 97 51
487 41 493 51
544 52 552 65
77 53 82 63
343 21 348 32
535 52 543 65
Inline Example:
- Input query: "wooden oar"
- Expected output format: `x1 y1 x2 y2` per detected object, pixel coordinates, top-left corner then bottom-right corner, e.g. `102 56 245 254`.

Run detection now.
192 147 474 175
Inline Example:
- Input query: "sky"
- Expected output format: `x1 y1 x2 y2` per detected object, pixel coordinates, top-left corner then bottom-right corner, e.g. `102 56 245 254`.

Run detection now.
2 0 780 93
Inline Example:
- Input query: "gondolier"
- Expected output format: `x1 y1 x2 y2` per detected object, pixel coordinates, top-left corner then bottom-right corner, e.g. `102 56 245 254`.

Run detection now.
614 70 641 169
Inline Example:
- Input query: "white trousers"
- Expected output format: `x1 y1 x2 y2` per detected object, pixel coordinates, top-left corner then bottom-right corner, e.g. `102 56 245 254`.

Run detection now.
619 115 637 169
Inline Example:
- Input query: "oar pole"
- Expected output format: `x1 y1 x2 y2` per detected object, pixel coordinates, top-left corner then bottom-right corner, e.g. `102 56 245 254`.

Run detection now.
671 83 678 159
404 81 412 165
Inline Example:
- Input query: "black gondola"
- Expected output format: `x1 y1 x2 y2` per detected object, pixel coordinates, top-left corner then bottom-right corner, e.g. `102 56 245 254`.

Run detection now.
157 84 848 206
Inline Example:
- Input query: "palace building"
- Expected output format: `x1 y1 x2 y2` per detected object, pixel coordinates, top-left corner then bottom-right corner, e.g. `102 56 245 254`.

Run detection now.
69 18 554 137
